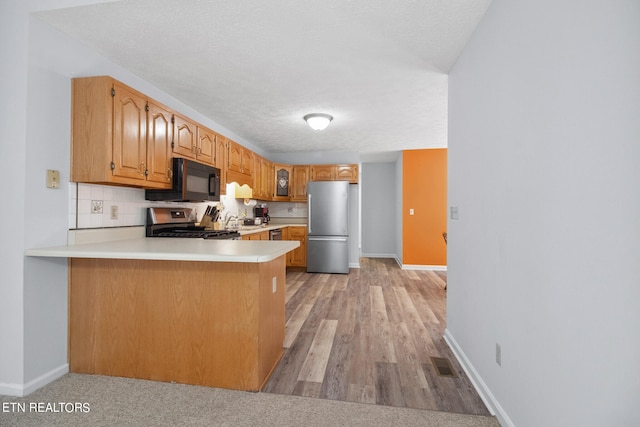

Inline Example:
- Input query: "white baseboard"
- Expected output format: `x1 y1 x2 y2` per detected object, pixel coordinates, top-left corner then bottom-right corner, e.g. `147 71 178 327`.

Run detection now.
360 253 397 259
401 264 447 271
349 262 360 268
387 255 447 271
0 364 68 397
0 382 24 397
444 329 514 427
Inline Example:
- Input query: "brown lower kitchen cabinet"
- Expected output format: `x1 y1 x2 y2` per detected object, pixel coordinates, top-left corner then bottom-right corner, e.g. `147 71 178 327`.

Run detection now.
68 256 286 391
287 226 307 267
242 230 269 240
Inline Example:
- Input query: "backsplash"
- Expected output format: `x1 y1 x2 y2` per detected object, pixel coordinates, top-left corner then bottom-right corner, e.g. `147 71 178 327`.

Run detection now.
70 183 307 229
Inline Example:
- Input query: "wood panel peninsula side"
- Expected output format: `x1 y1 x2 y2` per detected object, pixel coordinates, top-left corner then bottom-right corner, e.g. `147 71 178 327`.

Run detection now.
26 238 299 392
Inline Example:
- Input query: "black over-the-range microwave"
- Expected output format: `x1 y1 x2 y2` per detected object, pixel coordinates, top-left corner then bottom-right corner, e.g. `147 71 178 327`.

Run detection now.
145 158 221 202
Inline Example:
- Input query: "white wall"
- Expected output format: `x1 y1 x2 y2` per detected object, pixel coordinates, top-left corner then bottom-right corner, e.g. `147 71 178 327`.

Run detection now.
447 1 640 427
394 155 403 261
348 184 360 268
0 0 29 395
361 162 397 258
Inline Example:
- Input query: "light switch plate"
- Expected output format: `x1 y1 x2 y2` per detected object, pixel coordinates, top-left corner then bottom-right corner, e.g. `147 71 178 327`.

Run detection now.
46 169 60 189
450 206 459 220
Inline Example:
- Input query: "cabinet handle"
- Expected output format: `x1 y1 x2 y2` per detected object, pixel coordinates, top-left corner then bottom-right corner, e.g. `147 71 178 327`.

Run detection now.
192 145 197 154
167 168 173 180
139 162 146 176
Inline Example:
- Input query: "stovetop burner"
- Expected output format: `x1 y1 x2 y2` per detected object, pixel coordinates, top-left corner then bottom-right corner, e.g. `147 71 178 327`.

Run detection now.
146 207 240 240
155 228 241 239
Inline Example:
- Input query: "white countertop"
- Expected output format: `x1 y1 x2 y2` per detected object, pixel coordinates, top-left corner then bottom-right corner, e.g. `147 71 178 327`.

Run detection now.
25 238 299 263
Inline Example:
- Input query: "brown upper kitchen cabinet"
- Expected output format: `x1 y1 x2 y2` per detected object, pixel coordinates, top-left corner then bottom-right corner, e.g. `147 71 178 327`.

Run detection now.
291 165 310 202
310 164 358 184
195 125 215 165
172 113 196 159
336 164 359 183
214 133 227 195
71 76 172 189
227 139 253 174
310 164 335 181
273 164 292 201
252 154 265 199
146 101 175 186
253 155 274 201
172 113 214 165
227 139 254 187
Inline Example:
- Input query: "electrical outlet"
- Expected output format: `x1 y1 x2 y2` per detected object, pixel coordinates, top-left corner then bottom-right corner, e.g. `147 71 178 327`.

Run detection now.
409 208 414 215
91 200 103 214
110 205 119 220
496 343 502 366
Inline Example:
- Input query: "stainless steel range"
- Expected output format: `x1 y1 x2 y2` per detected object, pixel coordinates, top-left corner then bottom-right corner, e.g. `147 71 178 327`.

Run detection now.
146 207 240 239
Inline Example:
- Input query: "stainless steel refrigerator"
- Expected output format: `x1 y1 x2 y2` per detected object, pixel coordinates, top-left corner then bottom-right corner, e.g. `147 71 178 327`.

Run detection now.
306 180 350 274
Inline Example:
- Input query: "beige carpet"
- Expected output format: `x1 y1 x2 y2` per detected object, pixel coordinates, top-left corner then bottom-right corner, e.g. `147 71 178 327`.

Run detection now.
0 374 500 426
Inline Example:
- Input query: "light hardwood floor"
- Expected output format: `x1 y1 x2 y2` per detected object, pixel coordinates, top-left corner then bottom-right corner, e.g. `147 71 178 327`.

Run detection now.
263 257 490 416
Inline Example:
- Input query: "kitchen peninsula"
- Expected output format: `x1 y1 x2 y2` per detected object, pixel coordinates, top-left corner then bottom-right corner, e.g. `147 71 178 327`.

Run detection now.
26 237 299 392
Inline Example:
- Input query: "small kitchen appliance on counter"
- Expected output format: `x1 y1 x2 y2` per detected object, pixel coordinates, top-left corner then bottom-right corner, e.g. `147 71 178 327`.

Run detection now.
254 206 270 224
146 207 240 239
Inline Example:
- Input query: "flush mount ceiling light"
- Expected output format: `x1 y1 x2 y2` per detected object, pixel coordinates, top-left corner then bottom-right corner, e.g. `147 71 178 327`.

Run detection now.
303 113 333 131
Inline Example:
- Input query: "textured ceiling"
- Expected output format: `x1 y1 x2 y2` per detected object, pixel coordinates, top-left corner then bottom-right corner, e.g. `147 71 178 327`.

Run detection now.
36 0 492 157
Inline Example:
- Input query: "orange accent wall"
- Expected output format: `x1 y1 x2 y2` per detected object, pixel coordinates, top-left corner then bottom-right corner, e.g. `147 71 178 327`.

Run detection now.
402 149 447 266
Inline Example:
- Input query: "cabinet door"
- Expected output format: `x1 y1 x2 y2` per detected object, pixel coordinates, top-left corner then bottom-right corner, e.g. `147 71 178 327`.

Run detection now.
291 165 310 202
254 156 272 200
173 114 196 158
288 226 307 267
253 154 264 199
112 82 147 181
336 164 358 184
261 158 273 200
214 134 227 194
227 140 244 173
273 164 292 201
241 148 254 175
146 101 173 187
310 165 335 181
196 126 215 165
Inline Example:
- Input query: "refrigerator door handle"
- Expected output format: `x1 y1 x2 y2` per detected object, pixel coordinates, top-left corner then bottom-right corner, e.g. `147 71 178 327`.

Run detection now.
307 236 348 242
308 194 312 234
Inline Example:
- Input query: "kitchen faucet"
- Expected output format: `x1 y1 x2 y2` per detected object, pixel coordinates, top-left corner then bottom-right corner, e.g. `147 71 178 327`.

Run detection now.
225 213 238 228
